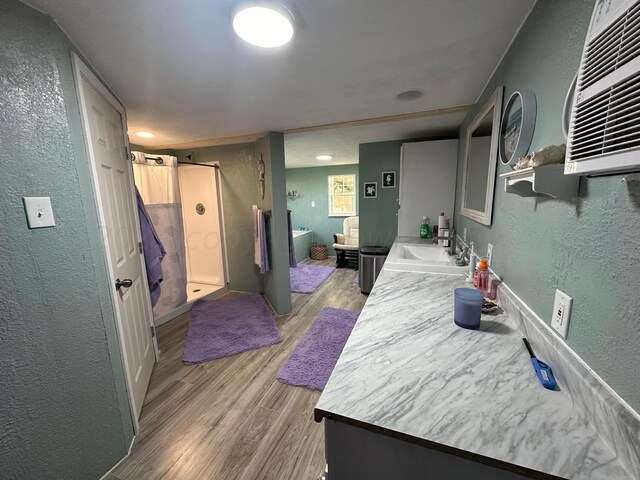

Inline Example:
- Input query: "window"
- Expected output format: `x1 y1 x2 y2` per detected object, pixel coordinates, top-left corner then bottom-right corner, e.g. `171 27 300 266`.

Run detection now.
328 174 356 216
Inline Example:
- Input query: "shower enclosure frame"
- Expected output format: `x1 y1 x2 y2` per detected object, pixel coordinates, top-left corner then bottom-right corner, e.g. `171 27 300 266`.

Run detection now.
152 160 229 326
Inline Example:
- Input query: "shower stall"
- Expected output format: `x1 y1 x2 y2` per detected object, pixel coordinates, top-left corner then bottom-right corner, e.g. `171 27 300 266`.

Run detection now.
178 164 227 301
132 152 227 325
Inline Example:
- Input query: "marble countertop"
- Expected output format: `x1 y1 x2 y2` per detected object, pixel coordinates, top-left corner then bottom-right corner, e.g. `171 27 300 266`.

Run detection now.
315 248 631 479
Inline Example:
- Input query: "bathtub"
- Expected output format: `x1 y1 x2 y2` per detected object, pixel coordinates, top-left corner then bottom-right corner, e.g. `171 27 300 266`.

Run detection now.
292 229 313 264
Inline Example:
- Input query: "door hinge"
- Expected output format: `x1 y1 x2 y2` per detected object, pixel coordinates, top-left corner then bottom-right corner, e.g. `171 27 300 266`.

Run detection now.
139 241 143 254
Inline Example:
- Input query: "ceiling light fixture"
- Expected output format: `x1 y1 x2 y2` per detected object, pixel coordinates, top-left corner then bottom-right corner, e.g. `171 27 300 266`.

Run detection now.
316 155 333 161
136 131 155 138
232 4 294 48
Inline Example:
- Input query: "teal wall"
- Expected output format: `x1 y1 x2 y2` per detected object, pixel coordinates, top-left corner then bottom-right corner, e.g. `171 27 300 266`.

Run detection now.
0 0 134 478
257 133 292 314
455 0 640 412
286 164 359 255
176 134 291 314
358 141 403 248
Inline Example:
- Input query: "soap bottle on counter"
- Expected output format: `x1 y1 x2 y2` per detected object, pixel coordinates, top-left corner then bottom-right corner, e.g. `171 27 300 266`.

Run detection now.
420 216 431 239
477 257 489 293
466 242 476 283
437 213 446 245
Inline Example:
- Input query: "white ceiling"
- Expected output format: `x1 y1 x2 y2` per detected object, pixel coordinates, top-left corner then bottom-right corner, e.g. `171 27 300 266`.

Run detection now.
285 111 468 168
25 0 535 166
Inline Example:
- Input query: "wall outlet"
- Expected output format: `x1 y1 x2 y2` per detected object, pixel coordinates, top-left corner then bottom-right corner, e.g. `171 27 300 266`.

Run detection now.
487 243 493 265
551 289 572 339
463 228 467 242
311 201 315 207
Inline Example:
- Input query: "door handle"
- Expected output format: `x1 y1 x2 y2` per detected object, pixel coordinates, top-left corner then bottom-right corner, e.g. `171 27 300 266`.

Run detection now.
115 278 133 291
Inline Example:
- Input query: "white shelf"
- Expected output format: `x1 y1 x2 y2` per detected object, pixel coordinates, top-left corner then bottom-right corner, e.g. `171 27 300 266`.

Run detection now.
500 164 579 199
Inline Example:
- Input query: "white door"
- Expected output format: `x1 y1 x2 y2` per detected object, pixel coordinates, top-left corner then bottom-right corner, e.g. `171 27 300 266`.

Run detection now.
73 55 155 429
398 139 459 236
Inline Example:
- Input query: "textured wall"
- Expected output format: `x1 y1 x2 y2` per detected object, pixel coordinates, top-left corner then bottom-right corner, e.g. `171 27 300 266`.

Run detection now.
358 141 403 248
257 132 292 315
455 0 640 411
0 0 134 478
286 164 359 255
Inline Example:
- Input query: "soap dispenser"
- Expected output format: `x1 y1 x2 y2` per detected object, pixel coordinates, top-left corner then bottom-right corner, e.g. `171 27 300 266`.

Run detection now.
466 242 476 283
420 216 431 239
477 257 489 293
438 213 446 245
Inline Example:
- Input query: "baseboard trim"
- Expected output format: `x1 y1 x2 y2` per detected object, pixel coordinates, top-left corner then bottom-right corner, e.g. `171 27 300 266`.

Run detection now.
100 435 135 480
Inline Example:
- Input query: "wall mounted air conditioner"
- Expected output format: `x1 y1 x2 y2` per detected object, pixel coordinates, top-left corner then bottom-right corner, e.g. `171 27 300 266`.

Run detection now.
566 0 640 176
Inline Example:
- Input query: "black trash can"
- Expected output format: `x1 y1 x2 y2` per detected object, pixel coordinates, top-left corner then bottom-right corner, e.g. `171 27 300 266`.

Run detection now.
359 246 390 294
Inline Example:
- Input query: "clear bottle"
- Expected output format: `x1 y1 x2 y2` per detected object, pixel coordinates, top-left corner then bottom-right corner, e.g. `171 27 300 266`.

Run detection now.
477 257 489 293
438 213 446 245
420 216 431 238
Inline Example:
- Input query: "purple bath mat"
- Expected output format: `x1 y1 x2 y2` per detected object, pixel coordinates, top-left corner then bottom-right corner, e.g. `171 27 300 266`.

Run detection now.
182 293 282 365
290 264 335 293
277 307 359 390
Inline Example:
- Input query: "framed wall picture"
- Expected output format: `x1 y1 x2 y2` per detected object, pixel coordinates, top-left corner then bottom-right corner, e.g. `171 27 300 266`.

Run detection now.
363 182 377 198
382 171 396 188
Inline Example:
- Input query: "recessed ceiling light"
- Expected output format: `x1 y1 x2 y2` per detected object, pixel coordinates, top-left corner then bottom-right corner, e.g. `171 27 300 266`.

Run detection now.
316 155 333 161
396 89 424 101
136 131 155 138
232 5 294 48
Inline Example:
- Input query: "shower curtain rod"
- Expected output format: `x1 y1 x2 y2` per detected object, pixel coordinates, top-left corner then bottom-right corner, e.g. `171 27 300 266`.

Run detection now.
177 161 219 169
131 154 219 168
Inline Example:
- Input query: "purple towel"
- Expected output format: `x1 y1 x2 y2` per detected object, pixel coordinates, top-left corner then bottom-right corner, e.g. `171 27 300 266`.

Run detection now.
136 188 165 306
253 205 269 273
287 210 296 268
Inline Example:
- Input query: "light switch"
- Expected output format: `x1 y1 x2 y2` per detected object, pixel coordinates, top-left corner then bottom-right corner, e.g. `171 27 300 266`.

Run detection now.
23 197 56 228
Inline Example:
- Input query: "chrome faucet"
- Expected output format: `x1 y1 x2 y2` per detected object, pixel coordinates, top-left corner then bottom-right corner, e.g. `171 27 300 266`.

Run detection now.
431 228 457 256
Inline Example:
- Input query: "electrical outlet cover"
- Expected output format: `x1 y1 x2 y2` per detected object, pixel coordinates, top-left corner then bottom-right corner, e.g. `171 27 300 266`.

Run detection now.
551 289 572 339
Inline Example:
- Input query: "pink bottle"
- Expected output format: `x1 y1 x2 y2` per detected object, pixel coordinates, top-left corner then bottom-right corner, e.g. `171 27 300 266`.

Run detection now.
487 277 502 301
477 258 489 294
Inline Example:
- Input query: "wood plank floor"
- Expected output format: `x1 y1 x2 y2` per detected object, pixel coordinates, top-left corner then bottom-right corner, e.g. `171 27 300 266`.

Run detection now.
112 260 365 480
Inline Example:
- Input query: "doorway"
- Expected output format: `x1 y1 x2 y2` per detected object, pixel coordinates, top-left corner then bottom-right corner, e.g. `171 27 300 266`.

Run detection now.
131 154 228 326
72 54 155 430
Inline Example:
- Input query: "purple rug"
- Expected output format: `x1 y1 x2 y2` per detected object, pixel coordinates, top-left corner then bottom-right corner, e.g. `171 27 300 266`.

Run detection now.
182 293 282 365
277 307 359 391
290 264 335 293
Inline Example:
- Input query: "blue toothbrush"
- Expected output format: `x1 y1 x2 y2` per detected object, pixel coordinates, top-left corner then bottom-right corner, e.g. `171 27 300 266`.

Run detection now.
523 338 557 390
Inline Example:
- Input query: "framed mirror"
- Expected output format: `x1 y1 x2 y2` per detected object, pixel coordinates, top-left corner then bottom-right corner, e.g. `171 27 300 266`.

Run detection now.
460 87 503 226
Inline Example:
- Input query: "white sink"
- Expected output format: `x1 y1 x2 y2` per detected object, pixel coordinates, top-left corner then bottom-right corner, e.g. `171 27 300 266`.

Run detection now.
384 242 468 275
